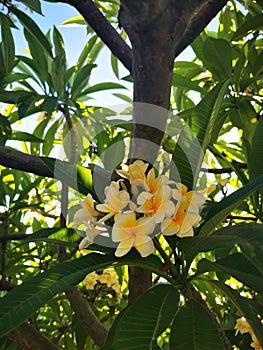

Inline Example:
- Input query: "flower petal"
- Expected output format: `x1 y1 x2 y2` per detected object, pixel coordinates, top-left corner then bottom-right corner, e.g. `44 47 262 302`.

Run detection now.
115 238 134 257
134 235 154 257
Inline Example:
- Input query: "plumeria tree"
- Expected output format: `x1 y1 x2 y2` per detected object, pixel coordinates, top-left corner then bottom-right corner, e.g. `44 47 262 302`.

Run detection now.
0 0 263 349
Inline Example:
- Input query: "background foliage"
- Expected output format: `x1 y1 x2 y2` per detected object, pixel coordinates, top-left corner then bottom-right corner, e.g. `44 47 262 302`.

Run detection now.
0 0 263 349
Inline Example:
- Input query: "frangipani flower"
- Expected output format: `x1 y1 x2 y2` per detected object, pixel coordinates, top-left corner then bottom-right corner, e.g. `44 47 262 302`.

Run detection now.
161 203 201 237
143 168 171 195
137 186 175 223
79 223 106 250
235 317 252 335
127 160 148 186
172 183 205 213
74 193 100 226
96 181 130 220
112 212 155 257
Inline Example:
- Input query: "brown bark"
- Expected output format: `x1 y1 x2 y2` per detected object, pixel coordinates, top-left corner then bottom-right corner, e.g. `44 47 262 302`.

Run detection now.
65 286 108 347
7 323 59 350
119 0 228 301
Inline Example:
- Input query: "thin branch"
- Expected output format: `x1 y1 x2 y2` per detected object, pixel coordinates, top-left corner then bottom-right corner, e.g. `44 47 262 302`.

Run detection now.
227 215 258 221
173 0 228 59
57 0 132 73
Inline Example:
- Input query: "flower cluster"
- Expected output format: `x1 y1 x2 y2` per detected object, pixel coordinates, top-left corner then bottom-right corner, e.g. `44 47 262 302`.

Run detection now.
74 160 205 258
235 318 262 350
83 269 122 303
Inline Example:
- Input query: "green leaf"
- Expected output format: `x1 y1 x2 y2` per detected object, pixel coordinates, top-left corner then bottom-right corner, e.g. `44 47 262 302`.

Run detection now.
198 174 263 236
170 80 229 189
0 252 164 337
248 117 263 181
101 133 125 171
169 299 224 349
196 279 263 345
60 16 86 27
102 284 179 350
11 131 44 143
111 53 119 79
179 223 263 267
0 114 12 146
172 73 203 93
21 227 79 247
196 253 263 294
232 14 263 41
82 82 126 95
71 63 96 99
10 7 53 57
42 157 94 196
0 13 15 76
16 0 42 14
42 119 60 156
203 38 232 80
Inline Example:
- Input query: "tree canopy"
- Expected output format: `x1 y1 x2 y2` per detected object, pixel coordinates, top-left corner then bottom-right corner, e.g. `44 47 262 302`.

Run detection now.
0 0 263 349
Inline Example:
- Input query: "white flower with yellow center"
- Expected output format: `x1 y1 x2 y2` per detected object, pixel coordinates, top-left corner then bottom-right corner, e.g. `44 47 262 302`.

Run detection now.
161 203 201 237
96 181 130 221
74 193 100 227
137 185 175 223
112 212 155 257
79 223 106 250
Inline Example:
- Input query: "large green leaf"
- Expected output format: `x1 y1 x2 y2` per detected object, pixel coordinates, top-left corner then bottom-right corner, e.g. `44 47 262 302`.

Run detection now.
195 278 263 345
170 80 229 189
169 299 224 349
203 38 232 80
102 284 179 350
10 7 53 57
198 174 263 236
0 13 15 76
196 253 263 295
248 117 263 181
0 252 164 337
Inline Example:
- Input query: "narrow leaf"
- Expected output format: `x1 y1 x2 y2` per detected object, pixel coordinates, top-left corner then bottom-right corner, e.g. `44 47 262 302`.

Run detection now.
198 174 263 236
11 7 53 57
0 13 15 75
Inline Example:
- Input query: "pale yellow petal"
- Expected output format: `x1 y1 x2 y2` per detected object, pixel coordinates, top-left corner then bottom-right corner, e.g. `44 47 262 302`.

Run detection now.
161 218 180 236
79 237 91 250
134 236 154 257
115 238 134 257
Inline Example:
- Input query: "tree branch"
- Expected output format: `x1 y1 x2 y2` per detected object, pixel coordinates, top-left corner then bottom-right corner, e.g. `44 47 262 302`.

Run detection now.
173 0 228 59
65 286 108 347
57 0 132 73
0 147 53 177
7 323 59 350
